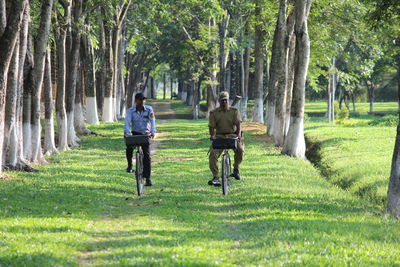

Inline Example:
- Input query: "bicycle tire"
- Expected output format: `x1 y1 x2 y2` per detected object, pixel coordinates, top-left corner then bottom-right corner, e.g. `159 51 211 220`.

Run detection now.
135 151 143 196
221 153 229 195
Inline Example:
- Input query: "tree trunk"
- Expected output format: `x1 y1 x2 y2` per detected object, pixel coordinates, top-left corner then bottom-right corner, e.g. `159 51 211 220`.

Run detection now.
192 79 200 119
15 6 29 169
30 0 53 162
66 0 82 146
56 25 69 151
82 33 99 124
282 0 311 159
0 0 28 172
43 49 58 156
102 21 115 122
240 42 250 121
265 10 282 134
163 73 166 100
3 35 19 167
367 80 375 113
218 12 229 93
387 42 400 217
23 32 33 160
74 60 91 135
252 4 265 124
150 77 155 99
285 31 296 136
273 9 295 146
117 31 126 119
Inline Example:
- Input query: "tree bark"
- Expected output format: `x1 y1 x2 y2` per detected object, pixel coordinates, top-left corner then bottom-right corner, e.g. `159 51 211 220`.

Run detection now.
0 0 27 172
15 6 29 169
265 8 282 134
273 9 295 146
387 40 400 217
281 0 311 159
252 3 265 123
43 49 58 156
101 18 114 122
285 31 296 136
30 0 53 162
23 31 33 160
74 61 91 135
66 0 82 146
55 15 69 151
82 31 99 124
3 35 19 167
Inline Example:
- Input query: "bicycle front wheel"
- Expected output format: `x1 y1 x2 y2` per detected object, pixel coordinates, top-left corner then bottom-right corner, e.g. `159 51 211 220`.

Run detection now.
135 151 144 196
221 153 230 195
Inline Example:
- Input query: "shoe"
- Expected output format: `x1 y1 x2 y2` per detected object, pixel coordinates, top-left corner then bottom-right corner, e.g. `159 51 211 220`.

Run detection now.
145 178 153 186
230 169 241 180
126 167 133 173
208 178 221 186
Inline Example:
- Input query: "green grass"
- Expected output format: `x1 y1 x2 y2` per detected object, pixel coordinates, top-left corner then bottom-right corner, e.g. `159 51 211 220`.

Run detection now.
305 116 396 205
2 101 400 265
305 101 398 115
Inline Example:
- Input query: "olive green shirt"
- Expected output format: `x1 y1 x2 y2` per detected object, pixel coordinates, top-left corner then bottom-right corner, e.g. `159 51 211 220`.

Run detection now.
209 107 241 134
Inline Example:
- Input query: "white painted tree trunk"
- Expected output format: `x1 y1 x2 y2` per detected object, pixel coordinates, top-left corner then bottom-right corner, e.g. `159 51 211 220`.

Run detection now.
239 96 248 121
102 97 115 122
282 117 305 158
281 0 311 159
56 113 69 151
253 98 264 123
266 104 275 135
23 121 32 159
182 92 187 102
30 124 42 162
44 119 58 156
86 97 99 124
67 111 79 146
74 101 91 135
43 50 58 156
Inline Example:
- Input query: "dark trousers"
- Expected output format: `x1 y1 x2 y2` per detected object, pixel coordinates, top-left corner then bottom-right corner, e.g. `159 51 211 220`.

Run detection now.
126 132 151 178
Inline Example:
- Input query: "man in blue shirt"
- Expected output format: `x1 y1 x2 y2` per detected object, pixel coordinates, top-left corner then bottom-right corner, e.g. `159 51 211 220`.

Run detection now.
124 93 156 186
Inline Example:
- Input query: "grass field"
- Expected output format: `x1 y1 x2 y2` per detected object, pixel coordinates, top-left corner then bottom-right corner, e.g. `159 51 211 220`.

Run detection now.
1 101 400 265
305 101 398 115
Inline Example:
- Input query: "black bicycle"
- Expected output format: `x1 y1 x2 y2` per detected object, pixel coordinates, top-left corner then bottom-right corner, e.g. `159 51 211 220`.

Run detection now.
125 135 149 196
212 137 238 195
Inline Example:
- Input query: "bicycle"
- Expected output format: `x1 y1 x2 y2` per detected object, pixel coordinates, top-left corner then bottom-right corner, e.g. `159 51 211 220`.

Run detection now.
212 137 238 195
125 135 150 196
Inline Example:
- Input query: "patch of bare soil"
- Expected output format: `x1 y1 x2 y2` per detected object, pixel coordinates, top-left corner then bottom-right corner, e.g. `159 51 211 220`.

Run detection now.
242 122 266 132
152 157 194 163
0 173 16 181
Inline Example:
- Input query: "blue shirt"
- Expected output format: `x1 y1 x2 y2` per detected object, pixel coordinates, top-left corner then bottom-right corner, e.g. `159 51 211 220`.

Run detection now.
124 105 156 135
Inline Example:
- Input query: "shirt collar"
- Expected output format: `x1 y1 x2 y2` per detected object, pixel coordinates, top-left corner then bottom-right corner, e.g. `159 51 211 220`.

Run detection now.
132 105 149 112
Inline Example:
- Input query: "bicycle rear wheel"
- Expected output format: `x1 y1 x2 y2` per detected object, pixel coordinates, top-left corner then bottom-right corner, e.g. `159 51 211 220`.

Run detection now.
221 153 230 195
135 151 144 196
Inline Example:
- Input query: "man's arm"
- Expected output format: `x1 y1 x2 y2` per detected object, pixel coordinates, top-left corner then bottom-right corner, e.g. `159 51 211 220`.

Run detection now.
234 109 242 139
124 109 132 136
235 121 241 139
209 127 216 140
149 107 156 138
208 111 216 140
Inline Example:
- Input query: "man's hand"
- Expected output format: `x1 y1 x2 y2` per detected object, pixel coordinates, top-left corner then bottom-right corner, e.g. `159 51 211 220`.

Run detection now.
124 133 132 137
150 132 155 139
210 135 216 141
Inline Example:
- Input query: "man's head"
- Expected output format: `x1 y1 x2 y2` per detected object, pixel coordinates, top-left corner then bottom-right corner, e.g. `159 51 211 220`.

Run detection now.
135 92 146 108
218 91 229 109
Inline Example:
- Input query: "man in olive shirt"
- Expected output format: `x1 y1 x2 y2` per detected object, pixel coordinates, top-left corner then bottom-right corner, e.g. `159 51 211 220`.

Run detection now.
208 91 244 186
